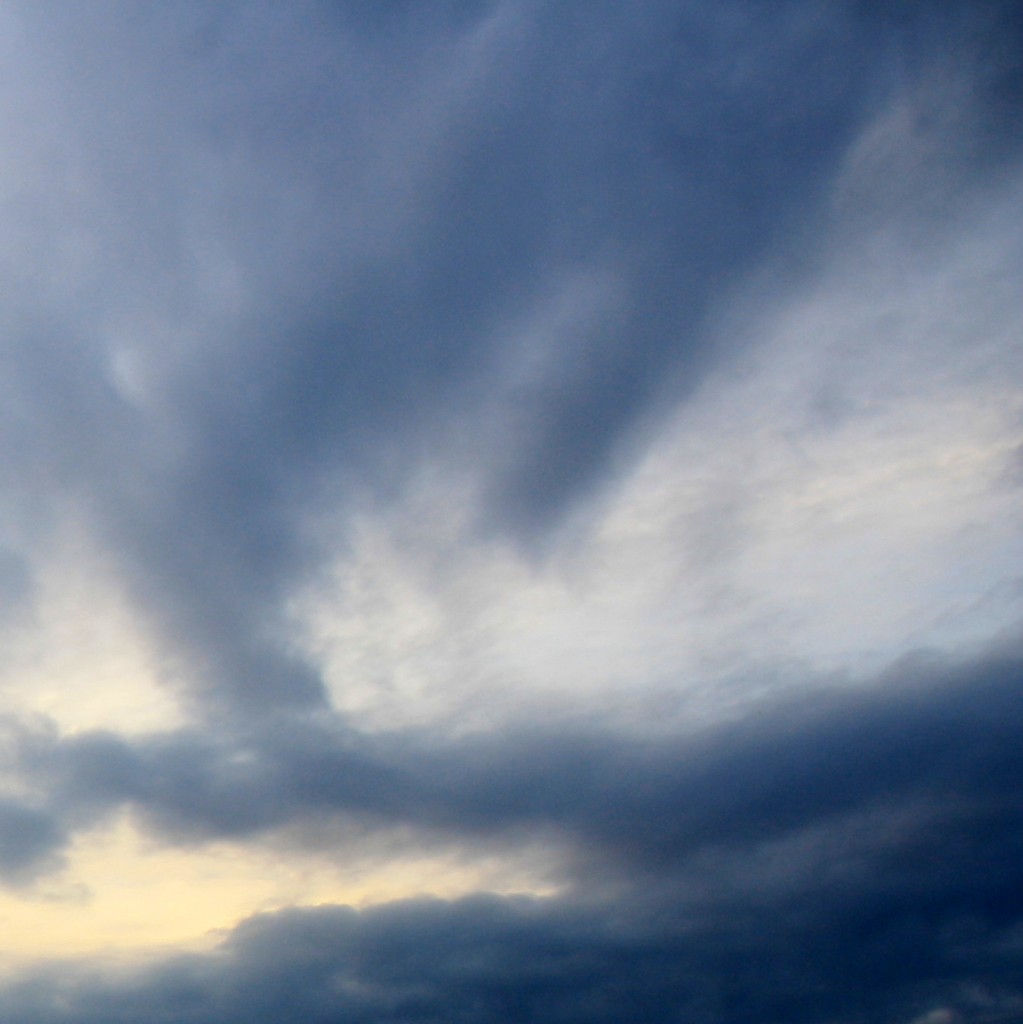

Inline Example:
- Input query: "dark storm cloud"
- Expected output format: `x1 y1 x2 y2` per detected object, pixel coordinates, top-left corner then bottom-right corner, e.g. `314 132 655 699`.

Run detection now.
3 788 1023 1024
0 801 65 884
38 651 1023 1021
424 0 882 530
3 639 1023 1016
14 645 1023 901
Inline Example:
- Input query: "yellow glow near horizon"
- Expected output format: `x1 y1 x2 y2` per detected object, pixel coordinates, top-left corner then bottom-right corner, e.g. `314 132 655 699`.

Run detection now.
0 814 560 959
0 522 559 962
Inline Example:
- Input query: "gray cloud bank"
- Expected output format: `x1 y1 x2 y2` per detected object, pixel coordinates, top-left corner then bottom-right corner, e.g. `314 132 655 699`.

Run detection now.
8 876 1023 1024
32 646 1022 866
0 1 1021 1021
0 643 1019 1022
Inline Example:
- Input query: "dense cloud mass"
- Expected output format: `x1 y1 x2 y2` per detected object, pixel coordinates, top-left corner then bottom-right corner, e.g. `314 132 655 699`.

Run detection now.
0 1 1021 1022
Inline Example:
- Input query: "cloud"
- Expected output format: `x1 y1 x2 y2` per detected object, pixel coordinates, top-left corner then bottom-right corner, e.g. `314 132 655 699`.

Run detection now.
0 0 1016 733
0 1 1019 1021
7 643 1020 889
0 801 66 885
0 640 1018 1015
0 0 925 718
292 144 1023 734
3 844 1022 1024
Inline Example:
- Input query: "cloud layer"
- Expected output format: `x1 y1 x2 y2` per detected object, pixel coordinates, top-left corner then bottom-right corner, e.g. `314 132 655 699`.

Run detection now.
0 2 1020 1022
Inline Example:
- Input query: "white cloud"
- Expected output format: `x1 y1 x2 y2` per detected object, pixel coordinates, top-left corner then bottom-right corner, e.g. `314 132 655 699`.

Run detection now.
296 143 1023 735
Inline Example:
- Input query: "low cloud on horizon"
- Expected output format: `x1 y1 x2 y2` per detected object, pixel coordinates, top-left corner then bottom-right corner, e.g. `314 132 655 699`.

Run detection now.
0 2 1021 1022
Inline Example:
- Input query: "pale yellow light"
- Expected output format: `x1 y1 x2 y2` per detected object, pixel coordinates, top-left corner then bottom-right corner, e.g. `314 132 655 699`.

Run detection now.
0 814 560 960
0 522 184 736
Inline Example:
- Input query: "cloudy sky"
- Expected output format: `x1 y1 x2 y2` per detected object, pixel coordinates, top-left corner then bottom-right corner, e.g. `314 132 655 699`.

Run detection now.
0 1 1021 1021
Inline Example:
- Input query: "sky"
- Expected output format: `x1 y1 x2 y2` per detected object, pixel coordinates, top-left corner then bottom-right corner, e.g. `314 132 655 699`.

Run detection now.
0 1 1021 1021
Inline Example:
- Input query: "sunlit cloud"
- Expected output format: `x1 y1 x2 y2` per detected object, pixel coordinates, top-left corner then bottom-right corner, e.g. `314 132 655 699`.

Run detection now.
298 157 1023 733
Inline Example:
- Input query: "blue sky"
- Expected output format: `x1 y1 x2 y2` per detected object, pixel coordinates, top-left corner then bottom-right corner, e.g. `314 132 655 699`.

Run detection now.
0 2 1022 1021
